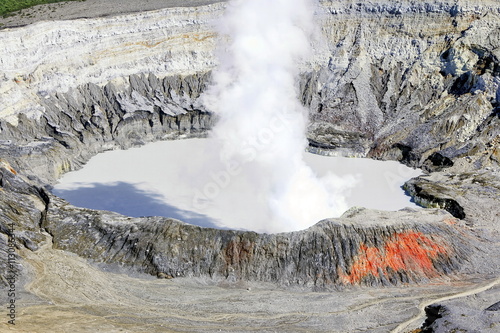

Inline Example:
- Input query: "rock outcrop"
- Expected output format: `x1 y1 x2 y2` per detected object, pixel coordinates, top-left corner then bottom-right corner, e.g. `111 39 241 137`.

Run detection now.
0 0 499 331
0 3 221 123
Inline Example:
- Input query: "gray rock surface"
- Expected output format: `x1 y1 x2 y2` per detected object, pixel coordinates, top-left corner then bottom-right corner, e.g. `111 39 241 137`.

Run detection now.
0 0 499 331
420 284 500 332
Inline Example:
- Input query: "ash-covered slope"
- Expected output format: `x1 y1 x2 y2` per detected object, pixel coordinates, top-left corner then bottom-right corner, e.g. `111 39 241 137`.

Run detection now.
0 0 499 331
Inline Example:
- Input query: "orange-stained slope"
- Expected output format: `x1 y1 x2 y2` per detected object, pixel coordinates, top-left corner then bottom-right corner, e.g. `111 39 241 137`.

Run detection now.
340 231 448 284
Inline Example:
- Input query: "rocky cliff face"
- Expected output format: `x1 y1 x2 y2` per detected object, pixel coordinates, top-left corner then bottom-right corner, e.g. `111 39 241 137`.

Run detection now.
309 1 500 164
0 4 221 123
0 0 499 331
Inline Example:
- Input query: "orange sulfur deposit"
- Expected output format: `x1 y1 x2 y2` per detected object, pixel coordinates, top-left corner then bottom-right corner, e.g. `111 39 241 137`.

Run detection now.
340 231 448 284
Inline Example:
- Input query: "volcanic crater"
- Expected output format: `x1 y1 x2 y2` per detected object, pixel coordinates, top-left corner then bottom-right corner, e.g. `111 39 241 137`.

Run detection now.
0 0 499 332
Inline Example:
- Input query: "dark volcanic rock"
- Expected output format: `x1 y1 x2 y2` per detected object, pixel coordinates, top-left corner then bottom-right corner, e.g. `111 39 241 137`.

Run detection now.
0 161 47 252
420 300 500 332
485 301 500 312
424 152 454 171
404 178 466 219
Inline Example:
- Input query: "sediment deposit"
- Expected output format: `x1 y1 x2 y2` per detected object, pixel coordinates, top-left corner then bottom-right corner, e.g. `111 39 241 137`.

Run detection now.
0 0 499 332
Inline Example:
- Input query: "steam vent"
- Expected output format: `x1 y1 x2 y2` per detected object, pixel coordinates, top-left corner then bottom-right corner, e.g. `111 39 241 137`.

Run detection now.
1 0 499 332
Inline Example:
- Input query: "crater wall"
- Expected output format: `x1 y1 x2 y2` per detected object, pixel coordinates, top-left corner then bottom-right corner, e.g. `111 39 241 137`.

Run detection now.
0 0 499 292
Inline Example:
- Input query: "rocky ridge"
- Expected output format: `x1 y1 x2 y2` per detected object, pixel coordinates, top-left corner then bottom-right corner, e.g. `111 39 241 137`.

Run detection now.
0 0 499 332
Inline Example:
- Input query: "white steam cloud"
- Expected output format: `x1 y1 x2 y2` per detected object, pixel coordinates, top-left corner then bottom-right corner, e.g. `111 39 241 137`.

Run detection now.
199 0 354 233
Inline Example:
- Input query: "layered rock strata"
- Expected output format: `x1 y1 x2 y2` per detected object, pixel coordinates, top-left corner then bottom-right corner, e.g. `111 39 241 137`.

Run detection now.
0 0 498 321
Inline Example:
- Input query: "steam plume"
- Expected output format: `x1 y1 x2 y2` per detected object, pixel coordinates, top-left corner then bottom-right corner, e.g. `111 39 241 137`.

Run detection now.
200 0 352 233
